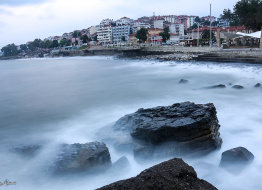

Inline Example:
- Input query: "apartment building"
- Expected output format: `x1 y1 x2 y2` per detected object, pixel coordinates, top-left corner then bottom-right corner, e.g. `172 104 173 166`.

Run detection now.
97 25 112 44
116 17 134 26
112 25 132 44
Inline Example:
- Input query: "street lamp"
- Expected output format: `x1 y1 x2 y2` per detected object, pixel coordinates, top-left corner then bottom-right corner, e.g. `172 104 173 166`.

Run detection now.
197 23 200 47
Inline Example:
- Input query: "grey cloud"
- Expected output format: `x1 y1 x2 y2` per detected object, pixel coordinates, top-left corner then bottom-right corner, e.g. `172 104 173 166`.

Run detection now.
0 0 49 6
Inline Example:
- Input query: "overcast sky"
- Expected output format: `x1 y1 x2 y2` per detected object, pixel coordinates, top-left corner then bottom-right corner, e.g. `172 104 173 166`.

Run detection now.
0 0 237 48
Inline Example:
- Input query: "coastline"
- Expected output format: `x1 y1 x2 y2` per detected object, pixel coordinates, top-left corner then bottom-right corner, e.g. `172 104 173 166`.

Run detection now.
1 47 262 64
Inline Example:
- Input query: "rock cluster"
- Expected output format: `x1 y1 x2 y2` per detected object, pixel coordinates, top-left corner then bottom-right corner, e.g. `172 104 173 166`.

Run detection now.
97 158 218 190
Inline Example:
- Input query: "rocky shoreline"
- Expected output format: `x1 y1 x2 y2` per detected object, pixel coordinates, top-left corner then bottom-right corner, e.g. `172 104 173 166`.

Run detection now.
4 101 257 189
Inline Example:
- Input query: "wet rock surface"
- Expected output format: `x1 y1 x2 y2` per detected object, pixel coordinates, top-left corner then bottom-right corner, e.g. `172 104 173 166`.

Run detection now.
205 84 226 89
112 102 222 160
219 147 254 174
52 142 111 175
97 158 218 190
254 83 261 87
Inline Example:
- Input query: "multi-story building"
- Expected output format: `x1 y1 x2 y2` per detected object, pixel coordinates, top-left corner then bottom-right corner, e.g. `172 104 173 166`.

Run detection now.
175 15 188 30
217 18 230 28
187 16 196 28
162 15 176 23
97 25 112 44
112 25 132 44
100 19 114 27
147 28 163 44
133 21 151 33
154 19 164 29
169 23 185 37
116 17 134 26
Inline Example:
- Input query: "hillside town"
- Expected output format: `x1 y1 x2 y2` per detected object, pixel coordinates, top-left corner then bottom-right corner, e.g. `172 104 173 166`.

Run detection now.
1 9 261 58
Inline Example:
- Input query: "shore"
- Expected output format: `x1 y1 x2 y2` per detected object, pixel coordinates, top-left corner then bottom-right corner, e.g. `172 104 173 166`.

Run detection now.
1 46 262 63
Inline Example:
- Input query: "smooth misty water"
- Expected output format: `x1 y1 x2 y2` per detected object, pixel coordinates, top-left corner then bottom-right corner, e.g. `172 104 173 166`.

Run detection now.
0 56 261 190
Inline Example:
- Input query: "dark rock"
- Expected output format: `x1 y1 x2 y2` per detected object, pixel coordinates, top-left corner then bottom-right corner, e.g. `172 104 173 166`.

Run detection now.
113 102 222 160
97 158 217 190
179 79 189 84
219 147 254 174
232 85 244 89
52 142 111 175
254 83 261 87
228 83 233 86
205 84 226 89
10 144 42 157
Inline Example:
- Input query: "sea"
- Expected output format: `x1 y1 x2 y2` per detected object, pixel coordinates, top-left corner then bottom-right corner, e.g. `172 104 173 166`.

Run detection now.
0 56 261 190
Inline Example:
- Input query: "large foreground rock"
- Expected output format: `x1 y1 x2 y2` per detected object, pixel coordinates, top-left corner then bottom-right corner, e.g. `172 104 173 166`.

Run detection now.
97 158 217 190
52 142 111 175
112 102 222 160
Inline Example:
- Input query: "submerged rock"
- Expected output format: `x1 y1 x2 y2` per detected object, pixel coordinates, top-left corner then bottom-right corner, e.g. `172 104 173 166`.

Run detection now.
52 142 111 175
113 102 222 160
97 158 217 190
219 147 254 174
254 83 261 87
179 79 189 84
110 156 130 174
232 85 244 89
205 84 226 89
10 144 42 157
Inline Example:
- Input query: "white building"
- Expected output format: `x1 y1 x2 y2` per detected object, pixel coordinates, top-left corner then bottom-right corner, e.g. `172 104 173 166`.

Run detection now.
162 15 176 23
154 19 164 29
97 25 112 44
167 33 181 44
187 16 196 28
217 18 230 28
88 26 97 35
133 21 151 33
100 19 114 27
169 23 185 37
116 17 134 26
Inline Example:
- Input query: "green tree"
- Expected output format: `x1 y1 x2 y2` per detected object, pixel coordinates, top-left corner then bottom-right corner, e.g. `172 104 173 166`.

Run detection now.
159 26 170 43
212 21 219 26
80 34 89 43
20 44 28 51
202 29 215 40
1 43 19 56
136 28 148 43
195 16 201 23
59 38 67 47
234 0 262 31
44 40 51 48
51 40 59 48
72 31 82 38
94 35 98 42
121 36 126 41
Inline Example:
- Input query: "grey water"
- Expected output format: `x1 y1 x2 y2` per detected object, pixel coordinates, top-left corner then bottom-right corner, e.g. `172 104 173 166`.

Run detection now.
0 56 262 190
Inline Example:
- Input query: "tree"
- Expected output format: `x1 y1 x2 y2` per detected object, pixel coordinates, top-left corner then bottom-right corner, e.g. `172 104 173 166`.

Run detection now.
59 38 67 47
159 26 170 43
44 40 51 48
220 8 240 26
234 0 262 31
1 43 19 56
94 35 98 42
136 28 148 43
201 29 215 40
80 34 89 43
72 31 82 38
195 16 201 23
20 44 28 51
51 40 59 48
212 21 219 26
121 36 126 41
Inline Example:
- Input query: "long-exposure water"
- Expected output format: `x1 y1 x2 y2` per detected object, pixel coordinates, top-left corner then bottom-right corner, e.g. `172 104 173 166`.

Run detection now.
0 56 261 190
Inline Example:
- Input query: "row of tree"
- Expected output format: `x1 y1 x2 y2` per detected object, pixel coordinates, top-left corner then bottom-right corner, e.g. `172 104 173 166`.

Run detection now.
1 34 90 56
